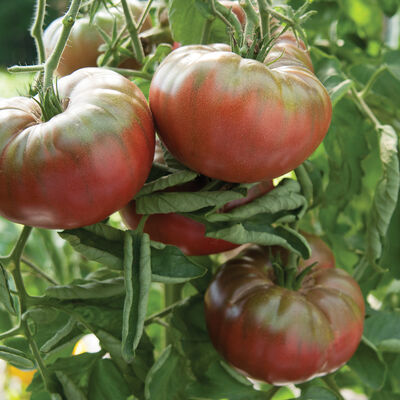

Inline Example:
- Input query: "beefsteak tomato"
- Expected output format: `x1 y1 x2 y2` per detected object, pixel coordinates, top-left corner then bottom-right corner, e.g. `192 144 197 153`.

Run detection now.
0 68 155 229
149 30 331 183
205 245 364 385
120 180 273 256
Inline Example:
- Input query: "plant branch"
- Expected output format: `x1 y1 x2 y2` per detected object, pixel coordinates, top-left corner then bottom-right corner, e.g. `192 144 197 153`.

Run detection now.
120 0 145 65
201 17 215 45
43 0 83 89
257 0 269 39
322 375 346 400
21 257 58 285
0 325 23 341
144 297 188 326
8 64 45 74
137 0 154 32
104 66 152 80
359 65 387 99
30 0 46 65
351 87 383 131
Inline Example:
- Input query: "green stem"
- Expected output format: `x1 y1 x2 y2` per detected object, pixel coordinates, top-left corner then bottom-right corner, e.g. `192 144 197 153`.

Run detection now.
295 164 313 206
265 386 280 399
120 0 145 65
8 64 45 74
30 0 46 65
201 17 215 45
104 66 152 80
21 257 58 285
164 284 183 345
322 375 345 400
257 0 269 39
241 0 259 53
351 87 383 131
359 65 387 99
137 0 155 32
144 297 188 326
43 0 82 89
0 325 23 341
284 251 299 290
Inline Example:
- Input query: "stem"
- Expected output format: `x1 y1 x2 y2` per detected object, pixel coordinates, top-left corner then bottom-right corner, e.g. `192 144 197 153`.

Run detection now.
359 65 387 99
104 66 152 80
144 297 188 326
137 0 155 32
323 375 346 400
8 64 45 74
164 284 183 345
30 0 46 65
265 386 280 399
120 0 145 65
351 87 383 130
241 0 259 53
21 257 58 285
43 0 82 89
257 0 269 40
295 164 313 206
201 17 214 45
284 252 299 290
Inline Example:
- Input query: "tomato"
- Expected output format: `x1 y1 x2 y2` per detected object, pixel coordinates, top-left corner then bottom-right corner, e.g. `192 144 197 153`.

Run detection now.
43 0 152 76
204 245 365 385
121 180 274 256
0 68 155 229
149 30 331 183
299 232 336 270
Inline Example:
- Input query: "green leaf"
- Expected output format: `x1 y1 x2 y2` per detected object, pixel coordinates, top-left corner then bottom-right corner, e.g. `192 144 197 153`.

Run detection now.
205 179 306 223
168 0 238 45
40 318 76 353
122 232 152 363
45 278 125 299
136 170 198 197
371 393 400 400
363 310 400 352
0 344 35 369
144 345 192 400
59 224 124 270
150 243 206 283
56 371 87 400
347 339 387 390
135 190 243 215
384 50 400 82
296 385 338 400
0 261 16 315
88 359 131 400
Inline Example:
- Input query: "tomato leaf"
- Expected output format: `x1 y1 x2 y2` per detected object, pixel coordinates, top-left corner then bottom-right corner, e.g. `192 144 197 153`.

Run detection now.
384 50 400 81
296 385 338 400
44 278 125 299
40 318 76 353
88 359 131 400
150 242 207 283
136 169 198 197
144 345 193 400
0 261 16 315
0 344 35 369
56 371 87 400
135 190 243 214
122 231 152 363
59 224 124 270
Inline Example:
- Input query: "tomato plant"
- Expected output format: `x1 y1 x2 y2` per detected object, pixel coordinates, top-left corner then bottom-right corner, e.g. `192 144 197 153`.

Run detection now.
204 244 365 385
0 67 155 229
0 0 399 399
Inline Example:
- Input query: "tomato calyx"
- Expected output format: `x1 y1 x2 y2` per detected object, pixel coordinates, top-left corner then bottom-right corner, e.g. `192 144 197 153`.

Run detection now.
32 84 65 122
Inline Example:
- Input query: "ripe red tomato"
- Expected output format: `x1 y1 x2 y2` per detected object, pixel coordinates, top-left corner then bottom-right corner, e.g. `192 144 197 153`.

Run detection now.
299 232 336 270
43 1 152 76
205 245 365 385
0 68 155 229
120 180 274 256
149 31 331 183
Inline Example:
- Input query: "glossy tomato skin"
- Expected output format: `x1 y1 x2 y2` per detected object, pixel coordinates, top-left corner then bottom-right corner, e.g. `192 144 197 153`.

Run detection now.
121 180 274 256
0 68 155 229
204 246 364 385
299 232 336 270
149 33 332 183
44 1 152 76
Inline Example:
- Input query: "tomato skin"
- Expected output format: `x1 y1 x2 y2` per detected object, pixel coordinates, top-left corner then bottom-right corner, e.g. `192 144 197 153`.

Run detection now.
204 245 364 385
44 1 152 76
149 33 331 183
299 232 336 270
0 68 155 229
121 180 274 256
